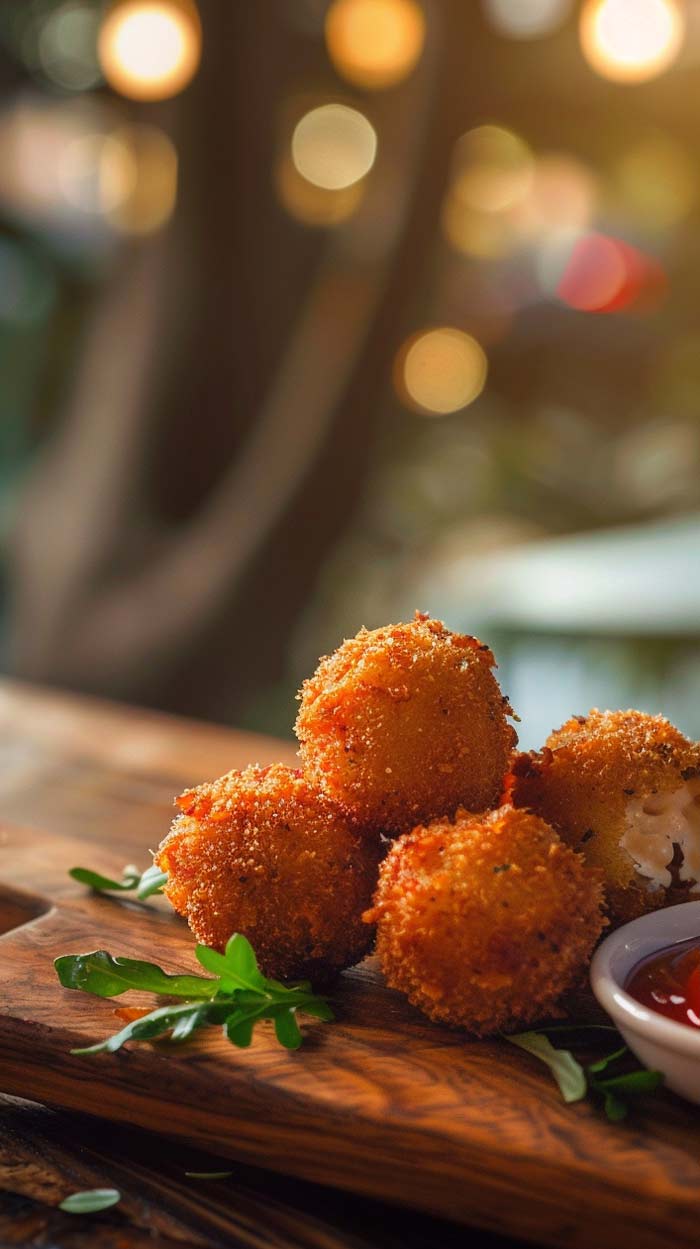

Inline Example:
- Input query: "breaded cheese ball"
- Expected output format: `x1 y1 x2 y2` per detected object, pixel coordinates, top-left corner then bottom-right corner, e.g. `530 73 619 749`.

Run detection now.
364 805 605 1036
509 709 700 926
295 613 517 835
155 764 383 984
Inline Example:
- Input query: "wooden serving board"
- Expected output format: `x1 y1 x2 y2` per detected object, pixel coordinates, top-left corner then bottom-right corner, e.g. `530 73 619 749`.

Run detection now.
1 686 700 1249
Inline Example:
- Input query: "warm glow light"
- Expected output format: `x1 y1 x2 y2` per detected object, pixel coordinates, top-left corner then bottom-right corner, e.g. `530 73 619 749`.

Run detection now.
398 328 488 415
325 0 425 89
275 155 364 226
60 132 137 214
579 0 684 83
106 124 177 234
98 0 201 101
441 141 596 260
617 134 697 229
482 0 573 39
514 154 598 237
547 231 667 313
451 126 534 213
292 104 377 190
442 125 534 258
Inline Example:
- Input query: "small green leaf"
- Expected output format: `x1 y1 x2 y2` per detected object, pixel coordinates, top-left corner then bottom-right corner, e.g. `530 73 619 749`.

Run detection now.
135 866 168 899
225 1013 255 1048
274 1009 302 1050
55 951 217 999
71 1002 210 1054
587 1045 628 1074
603 1092 628 1122
298 998 334 1022
505 1031 587 1103
70 867 139 893
184 1171 233 1180
593 1069 663 1095
196 934 266 994
59 1188 121 1213
70 864 166 899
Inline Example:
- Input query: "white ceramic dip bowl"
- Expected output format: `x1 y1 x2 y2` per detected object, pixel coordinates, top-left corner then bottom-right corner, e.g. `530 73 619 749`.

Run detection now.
590 900 700 1105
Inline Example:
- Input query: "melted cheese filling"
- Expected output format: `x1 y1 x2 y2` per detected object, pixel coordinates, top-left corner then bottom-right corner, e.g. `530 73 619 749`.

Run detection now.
620 778 700 892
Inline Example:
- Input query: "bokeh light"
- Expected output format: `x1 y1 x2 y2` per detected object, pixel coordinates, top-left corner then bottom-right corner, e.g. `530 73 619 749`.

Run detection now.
106 124 178 234
396 328 488 415
325 0 425 89
38 2 102 91
275 154 364 226
291 104 377 190
60 131 137 215
98 0 202 101
442 135 597 261
451 125 534 213
517 154 598 235
544 231 666 313
0 96 176 239
579 0 684 83
442 125 534 258
482 0 573 40
616 134 697 229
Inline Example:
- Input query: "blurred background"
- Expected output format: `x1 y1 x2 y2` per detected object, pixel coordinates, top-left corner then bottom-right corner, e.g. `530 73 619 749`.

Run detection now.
0 0 698 749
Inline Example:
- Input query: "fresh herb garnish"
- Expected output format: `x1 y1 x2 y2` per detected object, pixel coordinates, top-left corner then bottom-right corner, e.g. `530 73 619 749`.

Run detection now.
69 863 167 900
184 1171 233 1179
59 1188 121 1213
506 1031 587 1103
55 933 333 1055
505 1026 663 1121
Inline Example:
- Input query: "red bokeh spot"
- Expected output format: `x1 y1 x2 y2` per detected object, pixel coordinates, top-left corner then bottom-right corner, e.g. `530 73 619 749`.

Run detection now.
557 232 666 313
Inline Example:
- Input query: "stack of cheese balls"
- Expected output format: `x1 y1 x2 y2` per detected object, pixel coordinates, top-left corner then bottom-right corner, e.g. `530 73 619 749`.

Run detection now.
157 612 700 1036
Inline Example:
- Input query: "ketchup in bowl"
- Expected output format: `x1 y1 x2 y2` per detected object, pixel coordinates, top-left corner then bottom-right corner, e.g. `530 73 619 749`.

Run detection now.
625 936 700 1030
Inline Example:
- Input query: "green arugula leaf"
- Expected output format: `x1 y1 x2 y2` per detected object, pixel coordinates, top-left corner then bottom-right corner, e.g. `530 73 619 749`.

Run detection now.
273 1009 302 1050
505 1027 664 1122
59 1188 121 1213
55 950 217 999
195 934 267 994
184 1171 233 1180
70 864 167 900
587 1045 628 1074
506 1031 587 1103
71 1001 224 1054
56 933 333 1056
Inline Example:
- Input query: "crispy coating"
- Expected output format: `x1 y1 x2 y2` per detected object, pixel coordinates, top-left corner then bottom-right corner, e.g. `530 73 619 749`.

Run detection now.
508 709 700 926
365 805 605 1036
295 612 517 835
156 764 383 984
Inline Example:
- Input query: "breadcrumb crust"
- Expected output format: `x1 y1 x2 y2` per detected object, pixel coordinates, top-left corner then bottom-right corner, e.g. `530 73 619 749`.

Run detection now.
365 805 606 1036
296 613 517 835
508 709 700 925
156 763 383 983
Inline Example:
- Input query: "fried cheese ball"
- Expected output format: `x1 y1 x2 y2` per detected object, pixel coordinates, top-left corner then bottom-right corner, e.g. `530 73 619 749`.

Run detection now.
364 805 605 1036
508 709 700 927
155 763 383 984
295 613 517 835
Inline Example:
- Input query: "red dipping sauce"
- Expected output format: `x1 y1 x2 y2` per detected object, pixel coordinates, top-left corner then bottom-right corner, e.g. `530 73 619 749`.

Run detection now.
625 936 700 1030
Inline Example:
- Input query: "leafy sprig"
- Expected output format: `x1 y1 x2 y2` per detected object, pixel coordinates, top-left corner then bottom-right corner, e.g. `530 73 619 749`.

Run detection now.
69 863 167 900
55 933 333 1055
59 1188 121 1213
505 1025 663 1121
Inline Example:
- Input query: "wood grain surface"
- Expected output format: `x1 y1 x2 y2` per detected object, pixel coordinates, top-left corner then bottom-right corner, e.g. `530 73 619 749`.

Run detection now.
0 680 699 1249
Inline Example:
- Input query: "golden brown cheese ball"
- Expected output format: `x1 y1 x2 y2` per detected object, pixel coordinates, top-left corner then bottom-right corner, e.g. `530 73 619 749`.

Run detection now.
508 709 700 927
295 613 517 835
156 763 383 984
364 805 605 1036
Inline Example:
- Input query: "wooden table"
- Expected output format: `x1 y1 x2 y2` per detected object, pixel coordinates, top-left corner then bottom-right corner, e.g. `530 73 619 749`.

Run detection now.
0 679 524 1249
